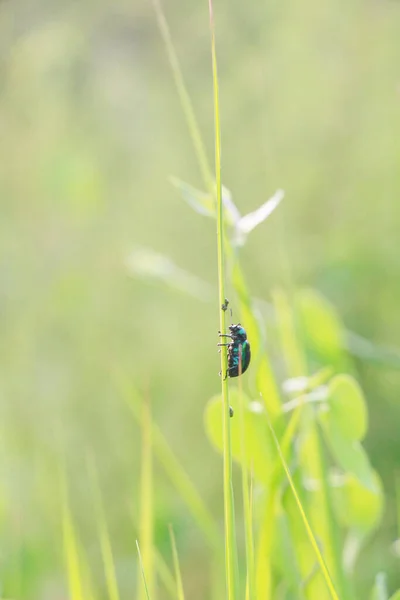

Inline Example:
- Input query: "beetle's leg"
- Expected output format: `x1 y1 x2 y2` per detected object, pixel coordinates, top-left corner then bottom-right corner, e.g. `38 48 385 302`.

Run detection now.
217 342 230 347
218 332 232 338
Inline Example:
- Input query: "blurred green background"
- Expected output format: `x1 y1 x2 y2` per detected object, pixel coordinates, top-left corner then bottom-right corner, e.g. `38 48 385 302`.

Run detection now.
1 0 400 598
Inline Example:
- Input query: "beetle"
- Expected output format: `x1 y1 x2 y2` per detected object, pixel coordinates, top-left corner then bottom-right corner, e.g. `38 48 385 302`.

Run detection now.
218 323 251 380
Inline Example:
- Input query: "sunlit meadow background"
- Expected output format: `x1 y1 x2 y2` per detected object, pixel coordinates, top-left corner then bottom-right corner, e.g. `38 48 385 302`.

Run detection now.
1 0 400 598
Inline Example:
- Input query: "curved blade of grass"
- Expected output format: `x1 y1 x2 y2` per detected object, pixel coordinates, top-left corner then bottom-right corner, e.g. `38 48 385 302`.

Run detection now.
151 0 282 431
155 549 178 599
255 401 303 599
301 423 350 599
208 0 239 598
129 505 177 600
169 525 186 600
262 397 340 600
61 478 86 600
237 377 255 600
255 489 276 600
137 391 154 600
115 372 220 553
150 0 214 191
396 472 400 546
87 457 120 600
274 289 350 598
136 540 151 600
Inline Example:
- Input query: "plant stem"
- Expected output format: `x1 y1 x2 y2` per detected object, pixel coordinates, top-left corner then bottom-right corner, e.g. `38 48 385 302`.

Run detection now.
208 1 238 598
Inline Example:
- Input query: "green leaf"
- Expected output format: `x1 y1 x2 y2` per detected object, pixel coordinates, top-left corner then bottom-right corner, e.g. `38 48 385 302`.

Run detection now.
389 591 400 600
204 391 274 483
328 374 368 441
319 374 374 488
272 288 307 378
295 289 349 371
320 416 376 491
280 470 314 593
333 472 383 534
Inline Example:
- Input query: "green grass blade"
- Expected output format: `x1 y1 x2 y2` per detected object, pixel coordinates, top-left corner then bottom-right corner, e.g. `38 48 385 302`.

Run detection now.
61 479 85 600
255 489 275 600
129 505 177 599
396 472 400 542
305 423 352 599
87 457 120 600
152 0 283 435
115 373 220 551
136 540 151 600
208 0 238 597
150 0 214 191
137 392 155 600
274 289 350 598
169 524 186 600
263 399 340 600
255 402 303 599
237 381 255 600
155 549 178 599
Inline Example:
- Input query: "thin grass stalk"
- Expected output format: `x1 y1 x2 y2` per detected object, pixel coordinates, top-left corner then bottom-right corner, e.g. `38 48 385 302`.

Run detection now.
155 549 179 599
263 400 340 600
150 0 280 418
136 540 151 600
87 457 120 600
169 524 186 600
151 0 282 427
311 426 352 600
150 0 214 191
396 472 400 545
248 472 255 600
61 477 85 600
237 356 255 600
255 488 280 600
137 390 154 600
116 374 220 551
255 401 304 599
208 0 238 598
273 290 348 598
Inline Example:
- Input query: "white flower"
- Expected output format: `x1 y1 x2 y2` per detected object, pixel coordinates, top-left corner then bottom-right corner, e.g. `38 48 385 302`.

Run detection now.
223 187 284 247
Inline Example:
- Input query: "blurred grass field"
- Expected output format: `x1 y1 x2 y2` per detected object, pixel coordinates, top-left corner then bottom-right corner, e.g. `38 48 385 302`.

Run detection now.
1 0 400 598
